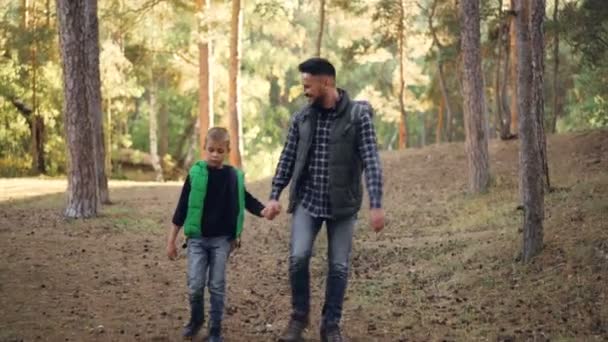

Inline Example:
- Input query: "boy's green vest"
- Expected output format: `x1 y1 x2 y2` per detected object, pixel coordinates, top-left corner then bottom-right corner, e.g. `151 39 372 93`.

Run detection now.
183 161 245 239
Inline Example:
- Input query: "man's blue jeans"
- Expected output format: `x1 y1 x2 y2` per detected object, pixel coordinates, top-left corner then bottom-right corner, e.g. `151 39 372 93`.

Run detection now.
289 205 356 328
187 236 231 327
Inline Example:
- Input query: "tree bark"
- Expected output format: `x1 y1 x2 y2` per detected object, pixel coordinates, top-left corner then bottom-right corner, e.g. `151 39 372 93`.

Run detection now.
149 80 164 182
436 95 444 144
509 0 519 136
428 0 453 144
105 97 112 176
197 0 214 159
459 0 491 193
315 0 326 57
531 0 550 190
84 0 109 204
551 0 560 133
398 0 407 149
25 0 46 174
158 83 169 161
516 0 544 262
57 0 98 218
501 19 512 135
495 0 512 140
228 0 244 168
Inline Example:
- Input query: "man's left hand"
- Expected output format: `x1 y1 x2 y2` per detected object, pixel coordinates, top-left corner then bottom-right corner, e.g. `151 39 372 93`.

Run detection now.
370 208 385 233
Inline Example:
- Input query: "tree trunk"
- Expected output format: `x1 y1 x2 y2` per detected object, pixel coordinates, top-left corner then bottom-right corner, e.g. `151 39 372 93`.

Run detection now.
421 114 427 147
149 81 164 182
398 0 407 149
158 105 169 160
516 0 544 262
26 0 46 174
459 0 491 193
57 0 98 218
551 0 560 134
228 0 244 168
315 0 326 57
531 0 550 190
105 97 112 176
509 0 519 137
84 0 109 204
429 0 453 145
495 0 511 140
437 62 453 143
184 116 200 169
501 19 512 135
197 0 214 159
436 95 444 144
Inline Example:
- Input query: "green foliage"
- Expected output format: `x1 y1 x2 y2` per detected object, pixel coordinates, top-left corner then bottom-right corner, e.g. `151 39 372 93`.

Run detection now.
1 0 606 180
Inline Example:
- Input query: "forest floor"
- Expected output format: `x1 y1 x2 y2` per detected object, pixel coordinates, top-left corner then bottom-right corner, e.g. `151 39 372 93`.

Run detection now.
1 130 607 342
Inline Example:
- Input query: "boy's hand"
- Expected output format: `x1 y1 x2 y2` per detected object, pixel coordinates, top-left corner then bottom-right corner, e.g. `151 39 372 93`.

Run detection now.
166 241 178 260
261 207 277 220
263 200 282 220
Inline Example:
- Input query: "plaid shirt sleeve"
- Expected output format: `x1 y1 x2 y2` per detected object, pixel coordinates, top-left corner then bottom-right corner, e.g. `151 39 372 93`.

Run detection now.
270 115 299 200
357 105 383 209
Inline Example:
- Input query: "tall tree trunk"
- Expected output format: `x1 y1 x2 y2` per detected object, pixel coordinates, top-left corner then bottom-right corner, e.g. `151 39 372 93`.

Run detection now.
501 20 512 134
57 0 98 218
315 0 326 57
158 100 169 160
437 62 453 142
105 97 112 176
495 0 511 140
516 0 544 262
509 0 519 136
460 0 491 193
84 0 109 204
228 0 244 168
421 114 427 147
551 0 560 134
428 0 452 142
531 0 550 190
197 0 214 159
26 0 46 174
436 95 444 144
176 115 197 168
184 116 200 169
149 81 164 182
398 0 407 149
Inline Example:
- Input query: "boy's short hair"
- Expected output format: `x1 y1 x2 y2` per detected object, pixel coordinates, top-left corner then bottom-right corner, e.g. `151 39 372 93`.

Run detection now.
206 127 230 146
298 58 336 78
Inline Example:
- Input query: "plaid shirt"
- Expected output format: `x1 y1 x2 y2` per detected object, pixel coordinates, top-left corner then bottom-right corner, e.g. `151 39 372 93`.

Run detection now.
270 101 383 218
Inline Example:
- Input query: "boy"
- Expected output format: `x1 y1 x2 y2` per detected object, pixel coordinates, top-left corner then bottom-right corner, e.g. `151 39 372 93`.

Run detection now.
167 127 273 341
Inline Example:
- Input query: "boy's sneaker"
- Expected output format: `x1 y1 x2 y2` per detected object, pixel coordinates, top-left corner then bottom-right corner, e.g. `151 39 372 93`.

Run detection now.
208 326 223 342
320 325 344 342
278 316 308 342
182 321 203 339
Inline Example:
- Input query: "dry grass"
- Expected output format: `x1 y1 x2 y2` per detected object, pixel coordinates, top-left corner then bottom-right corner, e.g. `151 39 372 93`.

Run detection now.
0 130 607 341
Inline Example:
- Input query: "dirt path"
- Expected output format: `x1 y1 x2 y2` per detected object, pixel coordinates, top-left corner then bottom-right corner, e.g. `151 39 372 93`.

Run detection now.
1 131 607 341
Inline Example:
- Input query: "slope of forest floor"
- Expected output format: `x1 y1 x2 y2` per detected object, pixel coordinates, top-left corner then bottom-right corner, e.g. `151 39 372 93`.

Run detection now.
1 130 607 342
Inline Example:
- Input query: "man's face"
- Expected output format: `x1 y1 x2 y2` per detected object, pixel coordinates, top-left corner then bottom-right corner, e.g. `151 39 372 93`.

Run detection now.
301 73 329 107
204 139 229 168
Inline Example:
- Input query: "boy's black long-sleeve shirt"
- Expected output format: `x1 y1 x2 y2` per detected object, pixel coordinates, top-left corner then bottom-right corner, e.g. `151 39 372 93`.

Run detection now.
172 166 265 238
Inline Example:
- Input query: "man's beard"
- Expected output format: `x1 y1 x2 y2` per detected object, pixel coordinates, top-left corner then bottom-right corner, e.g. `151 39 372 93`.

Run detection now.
309 93 327 109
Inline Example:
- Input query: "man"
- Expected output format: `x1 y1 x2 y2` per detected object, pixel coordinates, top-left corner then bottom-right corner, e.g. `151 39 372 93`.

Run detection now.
266 58 385 342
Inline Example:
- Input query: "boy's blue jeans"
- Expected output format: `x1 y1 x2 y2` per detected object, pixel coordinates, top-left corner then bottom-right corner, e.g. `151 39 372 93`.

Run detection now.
289 205 356 328
187 236 231 328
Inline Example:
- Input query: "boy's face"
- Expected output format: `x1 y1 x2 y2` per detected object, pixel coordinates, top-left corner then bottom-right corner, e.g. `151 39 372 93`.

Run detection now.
204 139 229 168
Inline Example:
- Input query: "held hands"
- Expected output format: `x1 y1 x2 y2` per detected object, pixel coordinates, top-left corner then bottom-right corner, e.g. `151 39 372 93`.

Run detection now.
261 200 282 220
